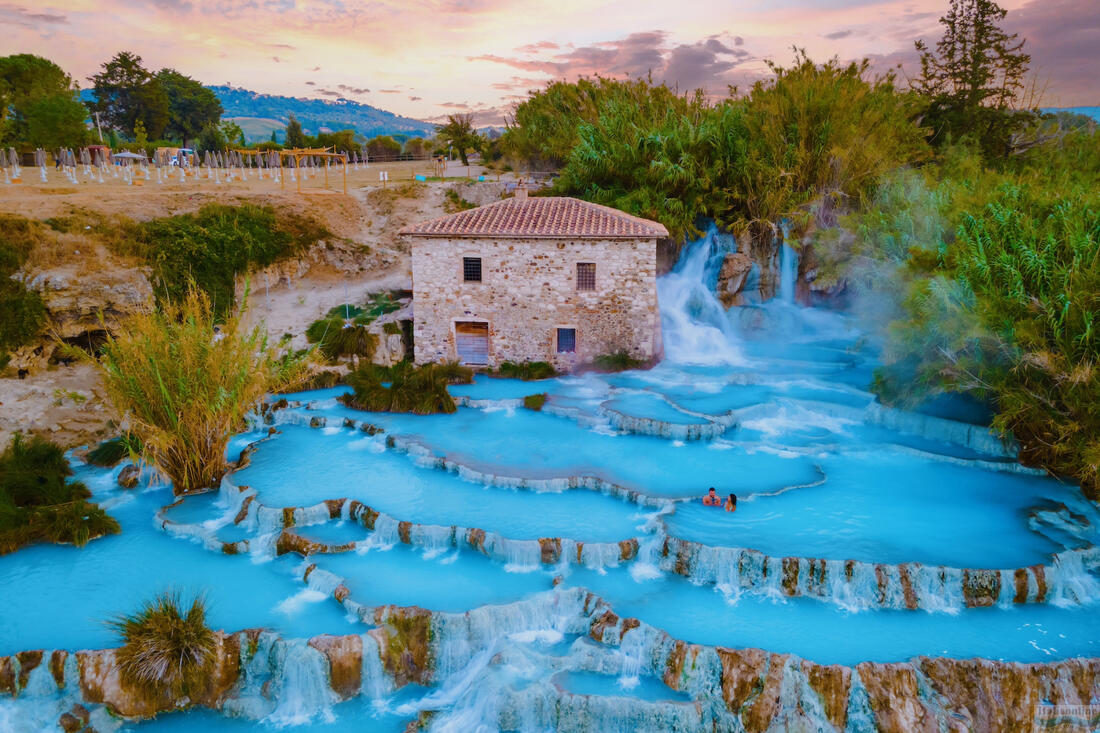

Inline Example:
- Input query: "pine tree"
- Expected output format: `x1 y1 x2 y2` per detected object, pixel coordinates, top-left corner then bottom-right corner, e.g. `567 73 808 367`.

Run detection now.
284 115 306 149
914 0 1031 158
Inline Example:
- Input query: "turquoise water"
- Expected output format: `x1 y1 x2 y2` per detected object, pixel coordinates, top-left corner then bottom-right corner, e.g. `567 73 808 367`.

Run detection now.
0 465 355 656
561 567 1100 665
233 423 649 542
552 671 691 702
2 232 1099 731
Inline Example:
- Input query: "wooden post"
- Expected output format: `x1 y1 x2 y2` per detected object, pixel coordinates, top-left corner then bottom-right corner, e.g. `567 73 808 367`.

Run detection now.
296 154 301 193
324 157 328 188
342 157 347 195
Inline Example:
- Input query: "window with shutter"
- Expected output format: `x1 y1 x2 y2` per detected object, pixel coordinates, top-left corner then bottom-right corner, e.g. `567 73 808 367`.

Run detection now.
556 328 576 353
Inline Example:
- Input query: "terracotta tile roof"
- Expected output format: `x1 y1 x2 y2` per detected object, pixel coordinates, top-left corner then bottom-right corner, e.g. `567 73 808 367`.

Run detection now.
399 196 669 239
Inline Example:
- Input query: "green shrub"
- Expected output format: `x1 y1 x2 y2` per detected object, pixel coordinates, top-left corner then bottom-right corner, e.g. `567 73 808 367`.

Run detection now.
0 215 48 366
875 177 1100 496
444 189 477 213
0 433 120 554
382 321 402 336
590 351 647 372
494 361 558 380
522 393 547 411
343 361 472 415
122 204 328 318
110 592 217 699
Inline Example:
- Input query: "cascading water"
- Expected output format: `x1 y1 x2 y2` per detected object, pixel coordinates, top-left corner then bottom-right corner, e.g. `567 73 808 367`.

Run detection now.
656 225 746 365
778 240 798 304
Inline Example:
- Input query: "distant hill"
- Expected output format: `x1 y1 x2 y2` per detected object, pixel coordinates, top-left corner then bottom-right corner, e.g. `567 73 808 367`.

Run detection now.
225 117 286 144
211 86 435 141
81 86 435 142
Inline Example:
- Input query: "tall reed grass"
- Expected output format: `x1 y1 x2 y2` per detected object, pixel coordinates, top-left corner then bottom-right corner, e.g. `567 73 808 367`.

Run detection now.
95 288 305 495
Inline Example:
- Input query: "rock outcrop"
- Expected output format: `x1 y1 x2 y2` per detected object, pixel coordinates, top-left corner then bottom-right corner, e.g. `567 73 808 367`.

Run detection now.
716 251 753 308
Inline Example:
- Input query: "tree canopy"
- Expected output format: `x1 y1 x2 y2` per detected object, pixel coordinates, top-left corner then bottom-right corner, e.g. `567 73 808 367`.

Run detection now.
0 54 89 148
157 69 222 148
88 51 170 139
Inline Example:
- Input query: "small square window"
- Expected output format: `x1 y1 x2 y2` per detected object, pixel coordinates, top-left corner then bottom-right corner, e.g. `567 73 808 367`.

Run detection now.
576 262 596 291
556 328 576 353
463 257 482 282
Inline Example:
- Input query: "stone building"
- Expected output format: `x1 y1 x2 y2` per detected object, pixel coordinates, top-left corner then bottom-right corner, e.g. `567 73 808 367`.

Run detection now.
400 190 667 372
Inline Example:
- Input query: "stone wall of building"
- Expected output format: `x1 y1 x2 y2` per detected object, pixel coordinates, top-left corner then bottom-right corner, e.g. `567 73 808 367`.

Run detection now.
410 236 661 371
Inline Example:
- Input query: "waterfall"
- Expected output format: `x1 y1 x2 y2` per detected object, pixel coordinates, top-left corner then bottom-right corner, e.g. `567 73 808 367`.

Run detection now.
656 227 745 366
779 241 798 304
264 640 339 727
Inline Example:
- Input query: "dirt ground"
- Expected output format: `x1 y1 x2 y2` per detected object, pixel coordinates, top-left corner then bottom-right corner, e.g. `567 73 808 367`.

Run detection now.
0 160 512 450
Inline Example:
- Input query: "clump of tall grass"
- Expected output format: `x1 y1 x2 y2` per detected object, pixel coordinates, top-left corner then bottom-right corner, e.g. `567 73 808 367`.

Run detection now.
589 351 647 372
522 393 547 411
493 361 558 380
93 288 306 495
306 317 378 361
0 433 120 554
110 592 217 700
343 361 472 415
86 433 143 467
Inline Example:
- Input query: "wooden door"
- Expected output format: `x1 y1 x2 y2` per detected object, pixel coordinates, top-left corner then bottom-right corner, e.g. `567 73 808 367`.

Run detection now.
455 322 489 365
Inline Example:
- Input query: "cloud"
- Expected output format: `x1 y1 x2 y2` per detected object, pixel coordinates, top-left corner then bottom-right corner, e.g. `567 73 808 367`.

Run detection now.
336 83 370 94
269 43 295 50
1006 0 1100 106
272 56 282 62
311 66 321 71
0 3 67 26
408 95 422 101
472 30 752 95
515 40 559 53
824 29 852 39
378 89 401 93
305 80 315 85
149 0 193 10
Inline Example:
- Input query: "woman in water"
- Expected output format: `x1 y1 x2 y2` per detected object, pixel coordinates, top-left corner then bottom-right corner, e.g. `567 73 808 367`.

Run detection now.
724 493 737 512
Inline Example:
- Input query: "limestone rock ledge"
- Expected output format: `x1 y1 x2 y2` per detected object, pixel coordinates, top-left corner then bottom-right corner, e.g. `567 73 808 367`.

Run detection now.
2 589 1098 732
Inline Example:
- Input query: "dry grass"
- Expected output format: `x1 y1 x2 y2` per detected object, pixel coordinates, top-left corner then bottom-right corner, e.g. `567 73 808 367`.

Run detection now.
110 592 217 699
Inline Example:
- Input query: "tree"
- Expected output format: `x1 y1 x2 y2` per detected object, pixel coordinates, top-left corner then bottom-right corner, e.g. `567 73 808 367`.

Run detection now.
88 52 169 139
914 0 1032 157
436 113 483 165
156 69 222 148
0 54 89 148
269 129 277 144
219 119 243 147
403 137 429 158
94 288 305 495
366 135 401 160
284 114 306 148
195 122 225 154
133 119 148 152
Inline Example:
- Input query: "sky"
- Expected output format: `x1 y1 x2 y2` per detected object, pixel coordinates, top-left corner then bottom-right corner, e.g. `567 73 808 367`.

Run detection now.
5 0 1098 124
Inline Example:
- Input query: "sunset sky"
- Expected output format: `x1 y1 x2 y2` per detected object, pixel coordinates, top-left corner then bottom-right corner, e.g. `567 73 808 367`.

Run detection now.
6 0 1097 123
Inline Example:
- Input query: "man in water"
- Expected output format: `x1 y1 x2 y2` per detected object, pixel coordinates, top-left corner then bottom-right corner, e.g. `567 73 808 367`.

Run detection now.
702 487 722 507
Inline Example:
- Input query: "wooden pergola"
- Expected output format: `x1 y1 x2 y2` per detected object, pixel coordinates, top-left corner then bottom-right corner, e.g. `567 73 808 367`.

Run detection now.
233 146 349 194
